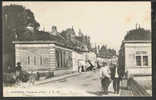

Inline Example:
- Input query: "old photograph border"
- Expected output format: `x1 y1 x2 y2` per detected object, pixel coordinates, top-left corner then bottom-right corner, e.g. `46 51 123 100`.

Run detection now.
0 0 155 100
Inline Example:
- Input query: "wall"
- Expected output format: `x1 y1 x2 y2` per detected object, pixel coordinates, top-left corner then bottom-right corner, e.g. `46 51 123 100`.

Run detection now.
55 45 73 69
15 44 56 72
125 42 152 75
72 51 86 71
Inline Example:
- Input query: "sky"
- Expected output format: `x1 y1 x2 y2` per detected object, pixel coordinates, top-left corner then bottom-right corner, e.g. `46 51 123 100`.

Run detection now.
3 1 151 51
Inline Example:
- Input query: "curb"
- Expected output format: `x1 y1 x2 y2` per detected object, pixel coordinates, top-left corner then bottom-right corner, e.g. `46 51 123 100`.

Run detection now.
35 72 81 86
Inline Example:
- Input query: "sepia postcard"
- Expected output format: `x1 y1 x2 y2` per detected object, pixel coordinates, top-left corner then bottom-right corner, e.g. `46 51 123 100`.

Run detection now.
2 1 152 97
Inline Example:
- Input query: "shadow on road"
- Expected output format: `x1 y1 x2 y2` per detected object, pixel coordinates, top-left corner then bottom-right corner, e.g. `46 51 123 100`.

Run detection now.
120 86 129 90
87 91 104 96
87 90 114 96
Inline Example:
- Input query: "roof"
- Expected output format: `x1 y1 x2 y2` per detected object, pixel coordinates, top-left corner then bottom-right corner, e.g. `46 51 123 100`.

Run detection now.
122 40 151 44
119 28 151 51
124 28 151 41
13 40 64 46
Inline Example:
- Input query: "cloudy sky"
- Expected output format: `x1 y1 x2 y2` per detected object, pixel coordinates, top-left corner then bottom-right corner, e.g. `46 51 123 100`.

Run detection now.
3 1 151 51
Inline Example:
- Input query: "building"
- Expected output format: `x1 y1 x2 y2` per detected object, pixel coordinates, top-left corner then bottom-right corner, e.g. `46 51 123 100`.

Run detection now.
119 27 152 76
72 51 86 71
119 40 152 76
13 41 73 73
85 51 97 67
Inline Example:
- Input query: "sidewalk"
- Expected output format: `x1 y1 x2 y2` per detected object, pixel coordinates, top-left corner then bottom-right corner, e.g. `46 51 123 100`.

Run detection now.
119 79 133 96
35 71 81 86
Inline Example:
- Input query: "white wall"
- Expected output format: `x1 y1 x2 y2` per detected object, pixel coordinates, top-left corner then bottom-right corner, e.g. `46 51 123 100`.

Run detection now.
124 42 152 75
15 44 56 72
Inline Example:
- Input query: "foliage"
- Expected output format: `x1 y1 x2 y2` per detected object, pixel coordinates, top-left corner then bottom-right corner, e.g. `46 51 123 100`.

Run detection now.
97 45 116 58
3 4 40 71
3 4 40 41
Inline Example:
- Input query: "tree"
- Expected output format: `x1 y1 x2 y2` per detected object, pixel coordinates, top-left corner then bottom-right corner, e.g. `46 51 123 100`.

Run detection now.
3 5 40 40
3 4 40 72
98 45 116 58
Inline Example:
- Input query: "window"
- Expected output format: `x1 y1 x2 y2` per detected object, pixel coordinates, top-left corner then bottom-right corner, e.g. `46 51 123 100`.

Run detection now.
43 56 49 65
60 52 62 68
40 56 42 65
56 50 60 68
136 56 141 66
34 56 36 65
28 56 30 65
143 56 148 66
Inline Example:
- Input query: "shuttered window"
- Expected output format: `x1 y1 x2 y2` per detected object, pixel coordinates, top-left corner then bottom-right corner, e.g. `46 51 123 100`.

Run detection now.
143 56 148 66
28 56 30 65
34 56 36 65
40 56 42 65
136 56 141 66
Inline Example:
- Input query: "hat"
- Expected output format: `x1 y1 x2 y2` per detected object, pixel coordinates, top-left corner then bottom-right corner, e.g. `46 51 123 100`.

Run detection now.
17 62 21 65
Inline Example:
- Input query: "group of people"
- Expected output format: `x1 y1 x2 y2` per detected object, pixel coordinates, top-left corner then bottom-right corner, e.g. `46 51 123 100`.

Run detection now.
99 62 121 95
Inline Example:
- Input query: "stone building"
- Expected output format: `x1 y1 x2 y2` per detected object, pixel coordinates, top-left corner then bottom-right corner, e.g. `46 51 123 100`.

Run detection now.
119 27 151 76
13 41 73 73
119 40 151 76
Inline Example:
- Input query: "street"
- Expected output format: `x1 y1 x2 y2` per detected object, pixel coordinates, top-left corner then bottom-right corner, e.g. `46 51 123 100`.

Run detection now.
35 70 119 96
4 70 120 97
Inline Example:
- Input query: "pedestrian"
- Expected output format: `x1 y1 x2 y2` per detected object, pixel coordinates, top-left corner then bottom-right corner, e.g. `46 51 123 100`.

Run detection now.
110 63 121 94
99 62 111 94
29 71 35 86
15 62 22 83
81 65 85 72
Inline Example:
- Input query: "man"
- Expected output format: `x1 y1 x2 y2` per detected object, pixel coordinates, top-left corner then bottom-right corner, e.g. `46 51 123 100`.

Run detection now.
15 62 22 82
99 62 111 94
110 63 121 94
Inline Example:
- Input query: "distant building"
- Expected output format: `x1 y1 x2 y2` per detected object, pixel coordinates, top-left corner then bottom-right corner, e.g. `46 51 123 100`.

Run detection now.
86 51 97 66
72 51 97 71
72 51 86 71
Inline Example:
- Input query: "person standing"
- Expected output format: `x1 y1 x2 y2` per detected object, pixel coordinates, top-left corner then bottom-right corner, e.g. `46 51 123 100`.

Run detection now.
15 62 22 82
99 62 111 94
111 63 121 94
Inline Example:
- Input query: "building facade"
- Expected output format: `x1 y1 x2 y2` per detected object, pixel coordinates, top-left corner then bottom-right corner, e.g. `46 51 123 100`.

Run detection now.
72 51 86 71
119 40 152 76
13 41 73 73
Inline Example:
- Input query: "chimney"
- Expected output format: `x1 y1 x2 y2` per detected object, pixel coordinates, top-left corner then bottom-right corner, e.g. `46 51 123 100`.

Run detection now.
138 24 141 29
51 26 58 35
136 23 138 29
